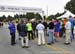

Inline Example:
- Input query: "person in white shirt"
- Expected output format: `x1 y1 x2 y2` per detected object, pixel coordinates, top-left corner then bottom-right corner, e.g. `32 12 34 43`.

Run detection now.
65 19 71 45
36 21 45 46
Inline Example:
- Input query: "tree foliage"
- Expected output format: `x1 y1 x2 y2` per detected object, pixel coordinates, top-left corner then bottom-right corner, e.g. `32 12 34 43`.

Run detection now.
65 0 75 14
47 15 55 20
7 15 14 21
14 14 19 18
0 12 43 21
22 14 26 18
26 12 35 20
0 15 6 21
35 13 42 20
55 11 66 17
47 11 66 20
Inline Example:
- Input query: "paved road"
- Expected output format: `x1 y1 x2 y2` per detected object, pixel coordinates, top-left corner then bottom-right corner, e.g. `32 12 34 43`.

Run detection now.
0 24 75 54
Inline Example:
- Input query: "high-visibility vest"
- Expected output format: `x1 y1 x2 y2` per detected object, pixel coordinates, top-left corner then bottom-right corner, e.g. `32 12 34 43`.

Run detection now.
26 23 32 31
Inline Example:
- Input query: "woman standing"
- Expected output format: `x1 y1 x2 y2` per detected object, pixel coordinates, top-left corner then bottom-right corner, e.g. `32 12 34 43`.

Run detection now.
54 19 60 42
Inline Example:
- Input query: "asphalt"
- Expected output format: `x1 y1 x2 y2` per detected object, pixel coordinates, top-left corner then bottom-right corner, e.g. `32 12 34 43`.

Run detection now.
0 24 75 54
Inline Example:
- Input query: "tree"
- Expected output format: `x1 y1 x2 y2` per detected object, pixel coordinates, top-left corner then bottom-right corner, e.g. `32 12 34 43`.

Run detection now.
35 13 42 20
22 14 26 18
47 15 55 20
65 0 75 14
47 11 66 20
19 14 23 18
0 17 3 21
55 11 66 17
0 15 6 21
7 15 13 21
14 14 19 18
26 12 35 20
2 15 6 19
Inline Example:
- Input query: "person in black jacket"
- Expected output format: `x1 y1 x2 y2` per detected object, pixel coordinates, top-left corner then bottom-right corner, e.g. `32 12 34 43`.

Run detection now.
17 21 21 40
43 20 48 36
18 20 29 48
32 21 37 38
47 19 55 45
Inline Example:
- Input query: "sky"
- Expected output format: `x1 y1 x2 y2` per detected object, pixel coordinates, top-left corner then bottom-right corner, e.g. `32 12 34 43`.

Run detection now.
0 0 70 17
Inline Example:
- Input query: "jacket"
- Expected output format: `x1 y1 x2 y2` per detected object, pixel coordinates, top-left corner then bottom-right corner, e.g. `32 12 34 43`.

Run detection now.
19 23 27 37
8 22 16 33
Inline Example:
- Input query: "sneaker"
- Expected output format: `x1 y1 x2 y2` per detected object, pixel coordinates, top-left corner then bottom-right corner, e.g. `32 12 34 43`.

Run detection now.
38 44 41 46
67 43 71 45
24 46 29 48
52 42 54 44
11 44 15 46
47 43 51 45
22 46 25 48
64 43 70 45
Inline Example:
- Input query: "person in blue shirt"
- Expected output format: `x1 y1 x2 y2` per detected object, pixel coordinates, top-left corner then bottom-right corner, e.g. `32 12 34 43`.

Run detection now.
8 21 16 46
69 16 74 41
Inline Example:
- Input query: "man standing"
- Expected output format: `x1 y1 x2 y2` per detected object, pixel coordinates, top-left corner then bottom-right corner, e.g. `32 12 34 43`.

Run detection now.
26 20 34 40
32 21 37 38
65 19 71 45
17 21 21 40
42 20 48 36
36 21 45 46
47 19 55 45
8 21 16 46
19 20 29 48
69 16 74 40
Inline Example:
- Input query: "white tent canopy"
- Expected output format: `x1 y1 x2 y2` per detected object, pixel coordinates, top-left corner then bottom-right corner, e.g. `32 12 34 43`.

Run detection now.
58 10 75 19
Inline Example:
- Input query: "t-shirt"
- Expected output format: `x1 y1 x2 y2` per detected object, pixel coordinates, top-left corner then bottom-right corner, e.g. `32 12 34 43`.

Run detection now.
65 21 71 30
48 22 54 29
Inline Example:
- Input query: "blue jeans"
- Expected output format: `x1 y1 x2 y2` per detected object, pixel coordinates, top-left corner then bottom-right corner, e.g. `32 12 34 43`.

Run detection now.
70 30 73 42
48 30 54 44
70 27 74 42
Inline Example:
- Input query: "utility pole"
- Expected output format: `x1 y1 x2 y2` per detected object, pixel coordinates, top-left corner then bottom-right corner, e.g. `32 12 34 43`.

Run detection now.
46 5 48 18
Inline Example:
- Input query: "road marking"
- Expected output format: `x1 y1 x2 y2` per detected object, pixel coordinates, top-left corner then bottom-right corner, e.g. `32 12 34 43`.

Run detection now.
34 38 70 54
46 45 69 54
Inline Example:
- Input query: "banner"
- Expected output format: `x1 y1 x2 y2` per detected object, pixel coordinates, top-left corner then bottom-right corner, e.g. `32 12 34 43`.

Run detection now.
0 6 43 13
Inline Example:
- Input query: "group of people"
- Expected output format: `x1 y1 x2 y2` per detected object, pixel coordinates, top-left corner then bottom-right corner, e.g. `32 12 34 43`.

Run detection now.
8 15 75 48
